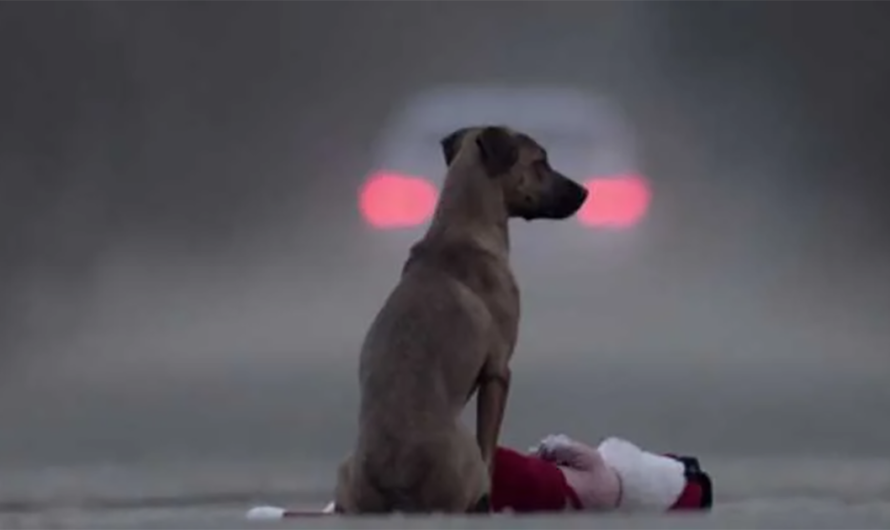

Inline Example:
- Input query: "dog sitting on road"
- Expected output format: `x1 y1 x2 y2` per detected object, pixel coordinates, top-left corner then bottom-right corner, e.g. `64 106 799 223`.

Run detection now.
333 125 589 514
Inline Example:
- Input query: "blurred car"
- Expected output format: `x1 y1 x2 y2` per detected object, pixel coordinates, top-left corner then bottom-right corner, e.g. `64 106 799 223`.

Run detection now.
356 85 652 285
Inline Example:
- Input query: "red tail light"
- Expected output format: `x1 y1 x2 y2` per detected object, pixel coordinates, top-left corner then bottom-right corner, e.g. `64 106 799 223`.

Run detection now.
358 171 438 229
579 173 651 228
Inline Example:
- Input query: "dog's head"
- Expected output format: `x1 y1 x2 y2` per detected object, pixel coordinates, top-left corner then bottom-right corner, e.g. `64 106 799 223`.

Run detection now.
440 126 588 221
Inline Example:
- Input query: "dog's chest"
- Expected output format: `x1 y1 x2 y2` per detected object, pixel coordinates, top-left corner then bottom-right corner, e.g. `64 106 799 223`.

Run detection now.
479 267 520 352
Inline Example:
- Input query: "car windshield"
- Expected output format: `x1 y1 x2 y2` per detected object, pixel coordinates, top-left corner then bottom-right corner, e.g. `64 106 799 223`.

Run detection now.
383 130 625 177
425 130 595 152
376 126 625 178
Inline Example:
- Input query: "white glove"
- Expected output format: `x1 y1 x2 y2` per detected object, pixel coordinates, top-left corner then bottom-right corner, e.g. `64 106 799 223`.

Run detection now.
529 433 576 462
531 433 604 472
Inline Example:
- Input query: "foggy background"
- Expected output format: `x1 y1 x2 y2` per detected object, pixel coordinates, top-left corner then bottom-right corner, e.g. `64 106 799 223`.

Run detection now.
2 2 890 469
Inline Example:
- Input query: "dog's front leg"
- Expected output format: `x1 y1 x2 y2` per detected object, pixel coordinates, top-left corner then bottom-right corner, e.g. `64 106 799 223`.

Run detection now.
476 360 511 476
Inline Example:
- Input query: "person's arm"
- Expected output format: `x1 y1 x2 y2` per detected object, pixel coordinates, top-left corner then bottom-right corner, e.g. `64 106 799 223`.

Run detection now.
491 446 581 512
530 434 623 510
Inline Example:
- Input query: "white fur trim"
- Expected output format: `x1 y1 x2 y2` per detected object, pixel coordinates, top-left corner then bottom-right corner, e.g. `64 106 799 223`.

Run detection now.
597 437 686 511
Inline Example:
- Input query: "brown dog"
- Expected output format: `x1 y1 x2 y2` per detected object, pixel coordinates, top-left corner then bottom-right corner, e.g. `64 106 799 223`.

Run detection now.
333 126 588 514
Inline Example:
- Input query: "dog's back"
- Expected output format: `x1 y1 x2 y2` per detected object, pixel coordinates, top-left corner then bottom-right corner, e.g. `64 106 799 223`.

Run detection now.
347 240 508 512
361 239 513 416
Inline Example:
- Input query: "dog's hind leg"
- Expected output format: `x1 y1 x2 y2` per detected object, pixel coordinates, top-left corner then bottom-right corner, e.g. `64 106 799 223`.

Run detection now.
468 493 491 513
453 421 492 513
335 453 396 513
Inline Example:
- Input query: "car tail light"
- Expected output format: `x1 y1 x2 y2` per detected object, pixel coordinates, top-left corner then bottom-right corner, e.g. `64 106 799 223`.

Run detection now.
358 171 438 229
578 173 651 228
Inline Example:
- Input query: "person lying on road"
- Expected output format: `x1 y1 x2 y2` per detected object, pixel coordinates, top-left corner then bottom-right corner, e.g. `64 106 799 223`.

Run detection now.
489 433 712 513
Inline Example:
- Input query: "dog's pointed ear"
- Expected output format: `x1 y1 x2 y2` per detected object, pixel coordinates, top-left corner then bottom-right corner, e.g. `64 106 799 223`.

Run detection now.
476 126 518 177
440 128 471 166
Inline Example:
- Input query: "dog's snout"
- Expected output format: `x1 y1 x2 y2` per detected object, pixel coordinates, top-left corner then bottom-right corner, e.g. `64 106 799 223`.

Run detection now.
564 178 588 210
546 174 588 219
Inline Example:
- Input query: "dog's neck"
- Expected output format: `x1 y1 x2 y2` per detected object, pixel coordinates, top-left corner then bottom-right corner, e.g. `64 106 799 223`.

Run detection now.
425 154 510 258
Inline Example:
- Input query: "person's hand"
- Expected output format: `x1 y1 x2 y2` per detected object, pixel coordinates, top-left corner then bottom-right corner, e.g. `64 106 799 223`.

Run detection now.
529 433 601 471
529 434 575 462
529 435 625 510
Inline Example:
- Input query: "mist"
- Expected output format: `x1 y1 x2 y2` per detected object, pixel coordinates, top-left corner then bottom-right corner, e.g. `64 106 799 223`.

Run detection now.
1 3 889 464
